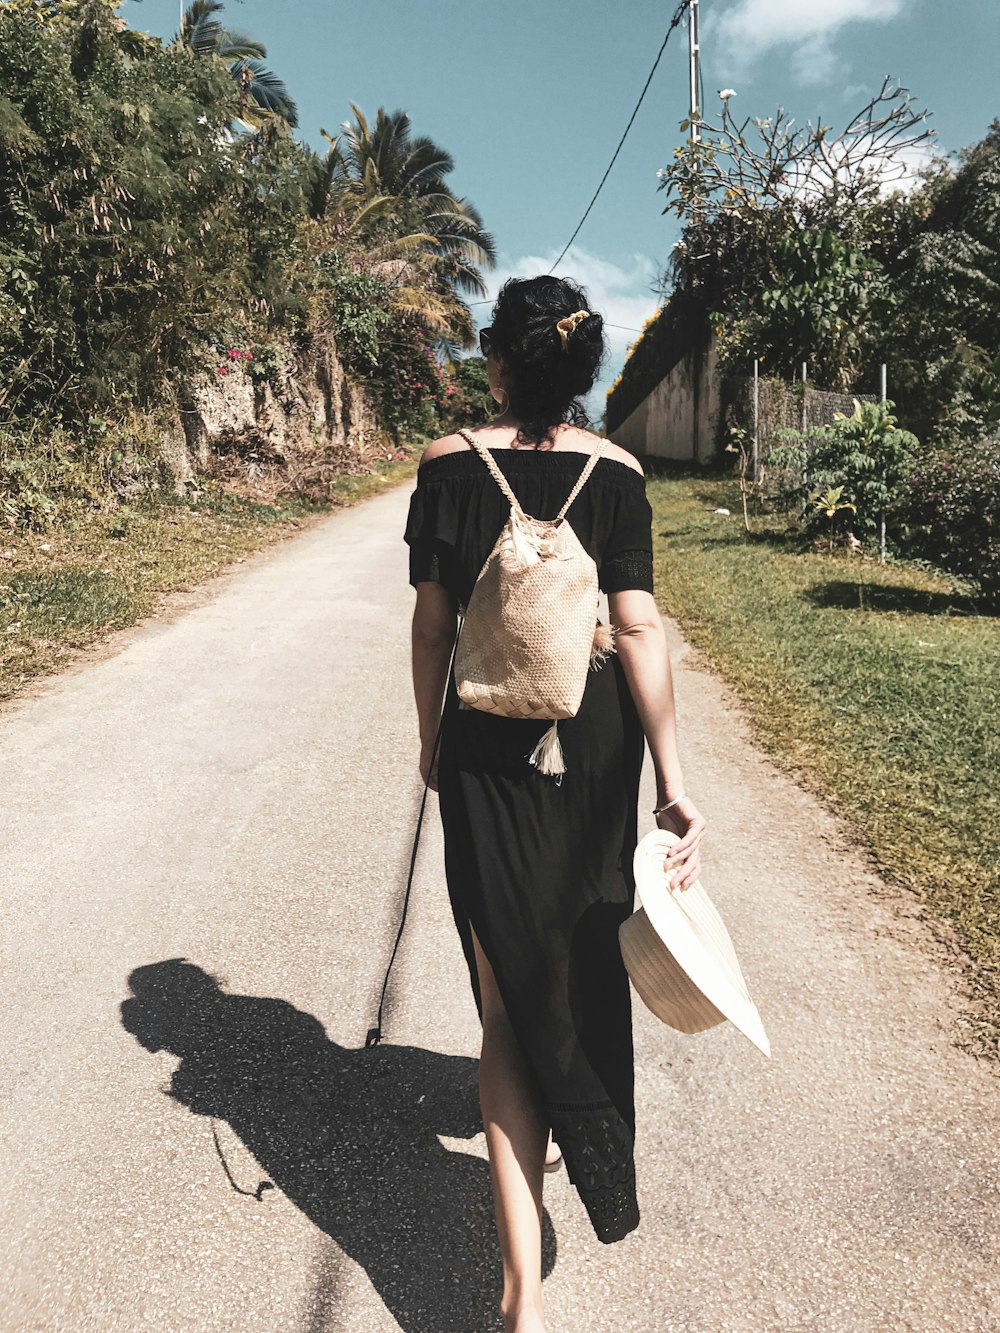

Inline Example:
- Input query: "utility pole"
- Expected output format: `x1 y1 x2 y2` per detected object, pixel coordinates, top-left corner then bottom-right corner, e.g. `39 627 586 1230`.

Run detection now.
687 0 702 226
688 0 701 143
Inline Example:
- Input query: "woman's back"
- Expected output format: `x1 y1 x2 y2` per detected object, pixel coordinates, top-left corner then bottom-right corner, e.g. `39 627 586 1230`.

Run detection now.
406 426 654 609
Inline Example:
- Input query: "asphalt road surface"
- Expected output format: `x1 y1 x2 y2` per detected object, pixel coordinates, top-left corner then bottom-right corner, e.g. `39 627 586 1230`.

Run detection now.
2 482 997 1332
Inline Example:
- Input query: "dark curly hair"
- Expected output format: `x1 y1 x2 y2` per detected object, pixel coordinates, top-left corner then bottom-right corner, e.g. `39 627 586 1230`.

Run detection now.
487 275 606 448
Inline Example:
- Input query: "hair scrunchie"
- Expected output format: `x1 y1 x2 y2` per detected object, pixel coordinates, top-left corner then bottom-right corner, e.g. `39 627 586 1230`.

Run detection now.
555 309 591 351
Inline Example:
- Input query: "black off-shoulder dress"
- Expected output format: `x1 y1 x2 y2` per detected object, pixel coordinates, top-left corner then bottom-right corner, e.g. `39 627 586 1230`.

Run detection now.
403 442 654 1245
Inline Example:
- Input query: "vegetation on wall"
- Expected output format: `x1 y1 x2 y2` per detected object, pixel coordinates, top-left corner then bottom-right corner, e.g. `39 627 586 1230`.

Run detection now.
0 0 494 524
651 83 1000 449
609 81 999 598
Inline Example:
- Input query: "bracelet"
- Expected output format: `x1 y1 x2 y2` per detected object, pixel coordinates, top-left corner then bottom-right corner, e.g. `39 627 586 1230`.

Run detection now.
653 795 687 815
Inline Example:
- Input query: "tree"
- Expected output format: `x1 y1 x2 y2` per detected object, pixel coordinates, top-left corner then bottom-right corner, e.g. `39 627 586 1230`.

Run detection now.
658 76 933 224
876 121 1000 443
313 105 495 350
654 80 932 392
179 0 298 129
0 3 495 451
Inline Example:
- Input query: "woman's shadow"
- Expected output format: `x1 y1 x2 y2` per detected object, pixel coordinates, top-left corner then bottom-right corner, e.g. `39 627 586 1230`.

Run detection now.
120 959 556 1332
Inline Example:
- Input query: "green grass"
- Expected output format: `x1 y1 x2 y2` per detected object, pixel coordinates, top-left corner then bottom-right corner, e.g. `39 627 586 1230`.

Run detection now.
647 466 999 1057
329 454 418 503
0 455 419 706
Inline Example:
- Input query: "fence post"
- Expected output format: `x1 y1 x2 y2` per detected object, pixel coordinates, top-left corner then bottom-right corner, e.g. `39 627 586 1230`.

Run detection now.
805 362 810 517
879 362 887 564
752 357 760 484
800 361 808 432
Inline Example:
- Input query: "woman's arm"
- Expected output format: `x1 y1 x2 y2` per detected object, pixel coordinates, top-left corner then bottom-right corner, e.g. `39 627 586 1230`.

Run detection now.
609 587 706 889
411 580 458 791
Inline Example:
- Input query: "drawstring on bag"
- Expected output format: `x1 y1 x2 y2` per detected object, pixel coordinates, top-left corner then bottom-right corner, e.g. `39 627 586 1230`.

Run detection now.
366 617 463 1049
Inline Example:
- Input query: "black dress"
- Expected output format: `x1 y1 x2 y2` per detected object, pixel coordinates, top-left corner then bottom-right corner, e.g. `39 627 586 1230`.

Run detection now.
403 443 655 1245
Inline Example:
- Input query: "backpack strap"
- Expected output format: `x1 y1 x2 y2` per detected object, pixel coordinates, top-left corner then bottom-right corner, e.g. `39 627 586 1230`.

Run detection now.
457 427 608 522
555 436 608 521
456 428 524 513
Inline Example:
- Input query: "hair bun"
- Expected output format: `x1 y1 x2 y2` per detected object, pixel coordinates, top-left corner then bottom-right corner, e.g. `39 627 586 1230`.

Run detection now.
488 275 606 446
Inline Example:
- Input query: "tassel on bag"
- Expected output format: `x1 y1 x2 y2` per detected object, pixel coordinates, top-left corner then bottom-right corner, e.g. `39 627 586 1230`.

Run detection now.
589 621 616 668
528 720 566 779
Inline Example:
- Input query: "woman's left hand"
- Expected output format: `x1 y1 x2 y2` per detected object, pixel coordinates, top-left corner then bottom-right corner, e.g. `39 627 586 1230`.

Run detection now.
419 739 440 791
655 796 707 891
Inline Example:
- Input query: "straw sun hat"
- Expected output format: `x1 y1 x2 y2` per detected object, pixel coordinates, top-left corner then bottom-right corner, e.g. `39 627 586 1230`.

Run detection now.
619 829 771 1057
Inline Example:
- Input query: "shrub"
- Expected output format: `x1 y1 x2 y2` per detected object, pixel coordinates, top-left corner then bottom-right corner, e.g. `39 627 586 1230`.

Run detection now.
372 315 452 442
768 399 918 547
438 355 492 433
899 433 1000 608
0 416 159 531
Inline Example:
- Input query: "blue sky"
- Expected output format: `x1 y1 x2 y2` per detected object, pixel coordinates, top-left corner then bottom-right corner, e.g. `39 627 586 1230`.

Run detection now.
129 0 999 408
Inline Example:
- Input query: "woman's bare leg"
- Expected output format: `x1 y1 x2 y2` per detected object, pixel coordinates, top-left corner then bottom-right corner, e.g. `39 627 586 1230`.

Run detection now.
471 923 548 1333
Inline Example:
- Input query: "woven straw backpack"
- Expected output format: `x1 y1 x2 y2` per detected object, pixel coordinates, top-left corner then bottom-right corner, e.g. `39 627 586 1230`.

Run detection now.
452 427 616 779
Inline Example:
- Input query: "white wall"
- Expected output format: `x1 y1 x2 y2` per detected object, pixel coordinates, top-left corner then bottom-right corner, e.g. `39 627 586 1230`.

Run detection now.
610 338 720 463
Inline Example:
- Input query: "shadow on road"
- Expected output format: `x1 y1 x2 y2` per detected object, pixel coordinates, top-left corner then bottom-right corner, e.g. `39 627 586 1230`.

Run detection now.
120 958 556 1332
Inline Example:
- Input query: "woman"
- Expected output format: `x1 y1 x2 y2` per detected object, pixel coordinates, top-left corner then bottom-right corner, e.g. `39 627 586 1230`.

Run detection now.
404 275 705 1332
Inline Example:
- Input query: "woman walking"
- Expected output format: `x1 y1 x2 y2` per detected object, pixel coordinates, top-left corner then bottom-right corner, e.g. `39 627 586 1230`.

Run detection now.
404 275 705 1331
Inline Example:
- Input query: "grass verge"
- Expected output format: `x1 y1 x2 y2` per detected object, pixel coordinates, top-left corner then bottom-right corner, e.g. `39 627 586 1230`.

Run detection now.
647 465 999 1059
0 454 418 707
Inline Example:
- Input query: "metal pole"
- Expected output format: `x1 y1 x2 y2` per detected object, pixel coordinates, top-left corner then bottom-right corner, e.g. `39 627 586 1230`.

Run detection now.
879 361 888 563
798 361 809 514
752 357 760 484
688 0 701 143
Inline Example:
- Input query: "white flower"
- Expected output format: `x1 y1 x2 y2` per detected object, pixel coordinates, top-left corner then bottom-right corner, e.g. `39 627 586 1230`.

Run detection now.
718 88 737 101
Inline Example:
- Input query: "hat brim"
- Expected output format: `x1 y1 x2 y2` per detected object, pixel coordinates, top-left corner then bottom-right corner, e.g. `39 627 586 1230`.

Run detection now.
628 830 771 1058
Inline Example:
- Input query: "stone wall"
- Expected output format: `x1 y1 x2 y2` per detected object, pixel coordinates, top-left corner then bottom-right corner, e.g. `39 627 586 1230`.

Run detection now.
160 331 381 489
610 334 720 463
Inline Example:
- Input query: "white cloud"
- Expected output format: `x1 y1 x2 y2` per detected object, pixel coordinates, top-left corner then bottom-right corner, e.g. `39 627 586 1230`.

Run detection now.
716 0 903 49
711 0 904 86
876 140 949 196
792 33 838 86
479 246 663 420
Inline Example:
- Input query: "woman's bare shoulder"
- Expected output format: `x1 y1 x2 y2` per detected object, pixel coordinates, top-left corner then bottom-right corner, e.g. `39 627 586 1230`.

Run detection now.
418 432 474 466
568 428 644 476
600 440 644 476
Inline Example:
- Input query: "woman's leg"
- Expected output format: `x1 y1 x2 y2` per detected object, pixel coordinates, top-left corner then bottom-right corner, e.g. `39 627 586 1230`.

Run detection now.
470 922 548 1332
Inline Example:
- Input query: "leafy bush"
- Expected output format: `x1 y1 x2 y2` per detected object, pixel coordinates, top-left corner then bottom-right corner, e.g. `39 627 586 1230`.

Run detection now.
0 416 159 531
318 251 392 377
899 433 1000 608
438 355 492 433
768 399 918 546
372 316 453 441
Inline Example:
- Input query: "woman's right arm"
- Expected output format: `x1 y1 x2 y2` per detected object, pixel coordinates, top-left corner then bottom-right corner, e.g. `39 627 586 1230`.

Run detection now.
609 587 706 889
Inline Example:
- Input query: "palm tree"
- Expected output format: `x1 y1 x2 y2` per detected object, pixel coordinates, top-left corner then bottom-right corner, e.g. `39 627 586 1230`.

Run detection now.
313 105 495 346
179 0 298 129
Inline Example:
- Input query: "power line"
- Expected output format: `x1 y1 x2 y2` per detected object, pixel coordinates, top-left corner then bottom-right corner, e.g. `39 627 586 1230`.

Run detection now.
463 300 643 336
549 0 692 275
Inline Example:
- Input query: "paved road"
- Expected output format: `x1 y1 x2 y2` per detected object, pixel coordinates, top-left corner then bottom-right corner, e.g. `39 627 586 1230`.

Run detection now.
2 482 997 1332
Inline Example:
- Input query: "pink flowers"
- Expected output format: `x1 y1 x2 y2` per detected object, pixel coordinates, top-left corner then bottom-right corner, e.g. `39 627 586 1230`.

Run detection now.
215 339 254 378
